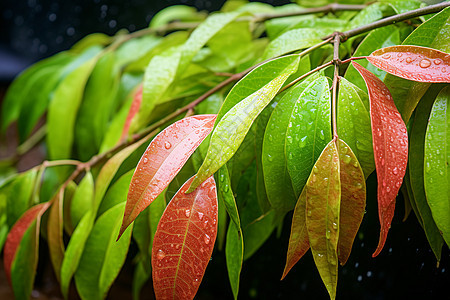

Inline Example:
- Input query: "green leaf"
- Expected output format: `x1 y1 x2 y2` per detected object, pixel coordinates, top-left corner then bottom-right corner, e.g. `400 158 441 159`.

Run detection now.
261 28 327 60
410 84 445 261
75 52 120 160
47 190 65 283
286 76 332 197
226 222 244 300
47 56 99 159
263 70 319 213
384 7 450 122
217 166 241 233
382 0 422 14
345 3 386 33
98 169 132 217
305 140 340 300
74 202 133 300
344 25 401 91
1 52 71 132
71 33 111 53
4 169 38 228
149 5 205 28
189 55 300 191
70 171 94 229
424 86 450 247
337 77 375 177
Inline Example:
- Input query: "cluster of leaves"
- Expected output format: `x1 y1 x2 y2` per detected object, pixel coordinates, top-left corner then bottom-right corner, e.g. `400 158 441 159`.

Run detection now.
0 0 449 299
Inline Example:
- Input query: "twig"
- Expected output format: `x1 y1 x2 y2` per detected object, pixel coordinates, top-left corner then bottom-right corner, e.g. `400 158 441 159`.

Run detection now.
279 61 333 93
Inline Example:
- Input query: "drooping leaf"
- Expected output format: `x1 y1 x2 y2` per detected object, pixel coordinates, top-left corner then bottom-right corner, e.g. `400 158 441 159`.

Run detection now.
152 176 218 300
74 202 133 300
282 188 309 280
47 190 65 283
409 84 445 261
305 140 340 300
424 86 450 247
217 166 241 231
47 56 98 159
149 5 205 28
384 7 450 122
3 202 51 299
286 76 332 196
337 77 375 177
367 45 450 83
226 222 244 300
352 62 408 257
70 171 94 229
263 70 319 213
336 139 366 265
188 55 300 192
119 115 216 237
98 170 133 217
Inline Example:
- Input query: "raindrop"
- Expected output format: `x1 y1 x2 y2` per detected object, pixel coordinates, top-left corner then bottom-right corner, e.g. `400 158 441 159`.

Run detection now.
204 234 211 244
164 141 172 149
223 184 229 193
203 220 208 228
442 67 447 73
343 155 351 164
267 154 273 162
287 136 293 144
313 166 319 174
156 249 165 260
175 244 180 250
185 209 191 218
319 130 325 140
419 59 431 68
382 53 391 59
355 183 362 190
406 57 413 63
326 230 331 239
198 212 204 220
332 222 338 230
392 167 398 175
307 210 312 217
439 170 444 176
268 135 273 142
425 162 431 172
434 59 441 65
143 157 148 163
220 174 225 182
200 247 204 253
299 136 307 148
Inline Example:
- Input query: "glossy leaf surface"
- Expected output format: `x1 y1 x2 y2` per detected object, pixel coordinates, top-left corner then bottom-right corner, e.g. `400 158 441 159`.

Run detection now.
352 62 408 257
226 222 244 300
282 188 309 280
367 45 450 83
337 139 366 265
70 171 94 229
4 203 50 298
119 115 216 237
286 76 332 196
424 86 450 246
305 140 340 300
47 190 65 283
189 55 300 192
337 77 374 177
152 176 218 300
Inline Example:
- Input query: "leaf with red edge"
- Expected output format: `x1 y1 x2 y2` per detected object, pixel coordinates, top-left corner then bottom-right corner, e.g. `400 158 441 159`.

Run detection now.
152 176 217 300
120 84 143 142
367 45 450 83
352 61 408 257
47 189 64 283
118 114 216 238
3 202 51 298
337 139 366 265
282 188 309 280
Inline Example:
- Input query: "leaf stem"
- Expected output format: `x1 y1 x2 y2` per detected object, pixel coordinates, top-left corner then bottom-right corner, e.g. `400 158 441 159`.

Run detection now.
279 61 333 93
16 125 46 156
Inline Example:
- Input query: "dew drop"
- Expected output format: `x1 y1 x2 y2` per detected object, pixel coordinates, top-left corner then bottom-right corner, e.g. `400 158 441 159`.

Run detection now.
356 182 362 190
326 230 331 239
307 210 312 217
267 154 273 162
406 57 413 63
268 135 273 142
185 209 191 218
200 247 204 253
382 53 391 59
156 249 165 260
204 234 211 244
164 141 172 149
203 220 208 228
386 186 391 193
425 162 431 172
220 174 225 182
223 184 229 193
392 167 398 175
319 130 325 140
442 67 447 73
313 166 319 174
288 153 293 160
439 170 444 176
434 59 441 65
143 157 148 163
332 222 338 230
198 212 204 220
419 59 431 68
343 155 352 164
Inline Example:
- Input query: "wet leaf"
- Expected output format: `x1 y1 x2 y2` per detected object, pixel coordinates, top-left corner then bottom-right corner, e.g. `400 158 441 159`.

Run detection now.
120 85 143 141
337 139 366 265
352 62 408 257
305 140 340 300
262 61 316 213
424 86 450 247
70 171 94 229
337 77 375 177
409 84 446 261
286 76 332 196
119 115 216 238
3 203 50 298
217 166 241 230
226 222 244 300
282 188 309 280
367 45 450 83
152 176 218 300
47 190 65 283
74 203 133 300
188 55 300 192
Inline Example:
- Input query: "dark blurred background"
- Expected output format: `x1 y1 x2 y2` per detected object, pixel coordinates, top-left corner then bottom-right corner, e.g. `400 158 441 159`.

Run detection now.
0 1 449 299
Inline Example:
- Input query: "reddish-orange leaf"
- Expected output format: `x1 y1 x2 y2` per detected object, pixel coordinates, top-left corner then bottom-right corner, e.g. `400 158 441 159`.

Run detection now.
120 84 143 141
337 139 366 265
152 176 217 300
3 202 51 284
367 45 450 83
352 62 408 257
118 114 216 239
282 188 309 280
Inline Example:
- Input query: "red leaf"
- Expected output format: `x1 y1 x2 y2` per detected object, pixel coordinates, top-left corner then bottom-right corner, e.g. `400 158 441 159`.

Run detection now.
152 176 217 300
3 202 51 284
367 45 450 83
120 84 143 141
118 114 216 238
352 62 408 257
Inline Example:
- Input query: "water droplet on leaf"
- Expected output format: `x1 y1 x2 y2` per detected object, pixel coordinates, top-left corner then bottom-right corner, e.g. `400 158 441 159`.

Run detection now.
204 234 211 244
419 59 431 68
185 209 191 217
164 141 172 149
156 249 165 260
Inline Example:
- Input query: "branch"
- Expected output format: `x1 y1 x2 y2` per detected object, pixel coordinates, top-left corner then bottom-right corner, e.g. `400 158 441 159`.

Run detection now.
339 1 450 40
